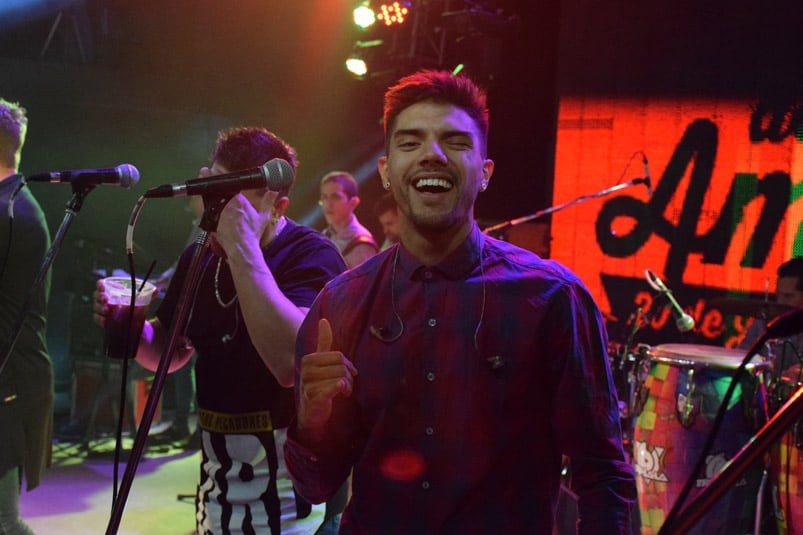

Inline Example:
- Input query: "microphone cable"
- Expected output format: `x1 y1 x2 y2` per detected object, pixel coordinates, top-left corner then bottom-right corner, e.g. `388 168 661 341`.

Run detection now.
0 175 27 286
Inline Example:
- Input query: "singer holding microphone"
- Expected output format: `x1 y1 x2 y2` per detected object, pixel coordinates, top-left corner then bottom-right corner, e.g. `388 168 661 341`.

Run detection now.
92 127 346 534
0 97 53 535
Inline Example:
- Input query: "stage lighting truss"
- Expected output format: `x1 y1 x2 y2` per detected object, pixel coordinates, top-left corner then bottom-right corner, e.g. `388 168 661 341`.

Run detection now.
345 0 519 83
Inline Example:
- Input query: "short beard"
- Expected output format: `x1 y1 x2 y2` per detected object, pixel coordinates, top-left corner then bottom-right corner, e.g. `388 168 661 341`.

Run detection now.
405 209 460 236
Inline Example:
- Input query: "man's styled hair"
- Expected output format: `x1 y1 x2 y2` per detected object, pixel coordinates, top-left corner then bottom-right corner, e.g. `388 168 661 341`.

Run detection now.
321 171 359 199
211 127 298 197
778 256 803 291
382 69 490 155
0 98 28 170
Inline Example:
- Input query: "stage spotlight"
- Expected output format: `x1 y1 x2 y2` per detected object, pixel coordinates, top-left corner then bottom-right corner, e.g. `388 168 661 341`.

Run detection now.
377 1 411 27
345 39 384 79
352 2 376 30
345 56 368 78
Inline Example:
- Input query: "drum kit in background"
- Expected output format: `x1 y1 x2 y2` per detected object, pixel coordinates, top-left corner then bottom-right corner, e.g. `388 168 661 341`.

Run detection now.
607 295 802 534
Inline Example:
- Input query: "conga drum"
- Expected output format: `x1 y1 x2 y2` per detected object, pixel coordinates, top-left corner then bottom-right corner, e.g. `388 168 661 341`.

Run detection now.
632 344 768 534
770 364 803 535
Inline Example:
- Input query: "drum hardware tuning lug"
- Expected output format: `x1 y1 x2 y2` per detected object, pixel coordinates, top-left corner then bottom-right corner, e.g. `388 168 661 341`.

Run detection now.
677 368 698 428
631 383 648 418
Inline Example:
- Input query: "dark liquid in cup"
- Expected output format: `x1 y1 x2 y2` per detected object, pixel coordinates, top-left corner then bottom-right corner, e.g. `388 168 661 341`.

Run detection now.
105 303 148 359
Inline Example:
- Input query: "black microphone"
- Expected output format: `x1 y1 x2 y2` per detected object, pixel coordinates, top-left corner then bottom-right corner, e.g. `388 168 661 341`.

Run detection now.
645 269 695 332
27 164 139 189
642 155 653 197
144 158 294 199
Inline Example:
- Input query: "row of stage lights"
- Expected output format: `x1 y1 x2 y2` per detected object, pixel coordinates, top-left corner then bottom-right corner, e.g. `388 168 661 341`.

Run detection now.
344 1 520 83
346 1 413 79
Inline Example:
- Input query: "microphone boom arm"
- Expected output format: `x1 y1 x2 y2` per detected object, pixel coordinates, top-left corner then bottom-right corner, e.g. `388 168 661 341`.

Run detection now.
0 182 98 376
483 177 648 236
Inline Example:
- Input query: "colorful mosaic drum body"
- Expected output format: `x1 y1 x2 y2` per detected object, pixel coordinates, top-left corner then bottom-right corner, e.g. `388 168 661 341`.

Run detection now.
632 343 768 534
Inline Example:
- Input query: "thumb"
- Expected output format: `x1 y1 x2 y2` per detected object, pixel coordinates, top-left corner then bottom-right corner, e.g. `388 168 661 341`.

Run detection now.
317 318 333 352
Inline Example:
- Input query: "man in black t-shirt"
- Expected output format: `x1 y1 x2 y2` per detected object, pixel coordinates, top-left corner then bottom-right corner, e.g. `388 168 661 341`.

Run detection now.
94 127 346 534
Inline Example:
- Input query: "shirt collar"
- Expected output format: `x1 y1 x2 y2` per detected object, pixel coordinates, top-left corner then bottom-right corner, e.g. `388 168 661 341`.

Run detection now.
396 224 484 281
324 213 358 240
0 173 23 194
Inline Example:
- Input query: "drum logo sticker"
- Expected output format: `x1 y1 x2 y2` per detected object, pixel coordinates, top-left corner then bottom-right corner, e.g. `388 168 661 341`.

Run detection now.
634 440 668 482
696 452 727 487
696 452 747 488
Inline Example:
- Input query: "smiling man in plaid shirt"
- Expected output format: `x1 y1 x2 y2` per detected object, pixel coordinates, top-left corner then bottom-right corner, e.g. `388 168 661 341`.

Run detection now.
285 69 636 534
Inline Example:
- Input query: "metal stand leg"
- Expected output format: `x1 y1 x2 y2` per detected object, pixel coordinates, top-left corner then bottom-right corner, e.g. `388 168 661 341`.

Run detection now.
81 359 137 451
40 10 87 62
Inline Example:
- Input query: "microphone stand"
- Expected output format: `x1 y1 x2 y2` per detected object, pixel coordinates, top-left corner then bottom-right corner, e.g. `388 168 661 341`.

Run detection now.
0 180 96 376
105 193 229 534
482 177 648 236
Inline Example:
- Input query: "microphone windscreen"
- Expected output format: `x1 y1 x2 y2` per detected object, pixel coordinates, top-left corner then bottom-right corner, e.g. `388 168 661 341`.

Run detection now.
116 164 140 189
264 158 294 192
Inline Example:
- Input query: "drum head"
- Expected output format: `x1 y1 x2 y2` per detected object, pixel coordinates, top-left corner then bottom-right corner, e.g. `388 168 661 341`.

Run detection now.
649 343 767 370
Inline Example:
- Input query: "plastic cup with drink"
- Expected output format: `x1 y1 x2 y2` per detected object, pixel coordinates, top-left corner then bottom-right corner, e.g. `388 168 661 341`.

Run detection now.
101 276 157 360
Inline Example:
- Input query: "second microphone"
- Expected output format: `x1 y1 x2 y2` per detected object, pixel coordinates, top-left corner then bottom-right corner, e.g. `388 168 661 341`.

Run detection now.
144 158 294 198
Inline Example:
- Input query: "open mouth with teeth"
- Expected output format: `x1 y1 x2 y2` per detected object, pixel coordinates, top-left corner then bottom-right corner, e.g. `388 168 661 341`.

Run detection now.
413 177 453 193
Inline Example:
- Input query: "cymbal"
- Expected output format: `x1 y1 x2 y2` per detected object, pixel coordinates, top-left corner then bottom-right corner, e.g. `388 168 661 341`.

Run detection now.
707 298 795 318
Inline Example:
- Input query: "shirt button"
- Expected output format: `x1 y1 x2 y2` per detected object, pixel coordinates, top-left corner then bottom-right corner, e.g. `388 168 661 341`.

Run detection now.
426 372 435 381
424 270 433 280
427 318 437 327
421 481 431 490
425 427 434 436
